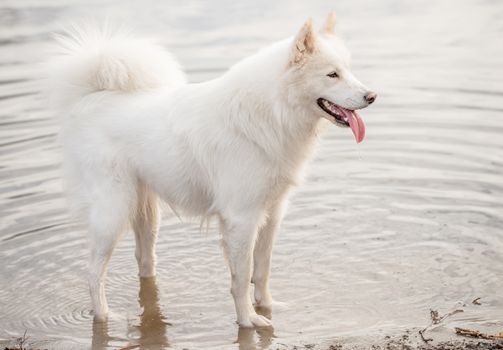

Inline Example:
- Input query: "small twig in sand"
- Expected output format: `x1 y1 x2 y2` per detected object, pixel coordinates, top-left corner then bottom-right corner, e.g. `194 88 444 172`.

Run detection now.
432 308 464 325
472 297 482 305
455 327 503 341
419 328 433 343
16 330 29 350
430 309 441 324
419 308 464 343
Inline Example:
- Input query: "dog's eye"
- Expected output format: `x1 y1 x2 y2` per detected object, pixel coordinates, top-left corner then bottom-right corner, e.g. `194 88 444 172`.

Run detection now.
327 71 339 78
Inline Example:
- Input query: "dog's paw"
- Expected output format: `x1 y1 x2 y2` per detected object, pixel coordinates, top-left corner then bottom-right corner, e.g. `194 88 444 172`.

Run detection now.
254 299 273 310
92 310 108 323
254 290 273 309
239 313 272 328
138 261 156 277
91 303 110 323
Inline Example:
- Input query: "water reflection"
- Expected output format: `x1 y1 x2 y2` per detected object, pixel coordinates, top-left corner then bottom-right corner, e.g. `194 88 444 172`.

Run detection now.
91 277 275 350
134 277 170 349
91 320 111 350
235 307 275 350
236 327 275 350
92 277 170 350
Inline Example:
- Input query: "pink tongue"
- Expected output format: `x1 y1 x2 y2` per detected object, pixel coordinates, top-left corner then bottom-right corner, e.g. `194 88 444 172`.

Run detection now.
341 108 366 143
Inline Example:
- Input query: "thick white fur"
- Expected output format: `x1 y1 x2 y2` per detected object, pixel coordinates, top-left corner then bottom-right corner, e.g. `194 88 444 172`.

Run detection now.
51 16 373 328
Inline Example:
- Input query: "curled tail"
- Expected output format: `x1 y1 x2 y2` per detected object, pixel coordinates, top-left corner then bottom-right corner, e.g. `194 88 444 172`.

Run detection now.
48 22 186 108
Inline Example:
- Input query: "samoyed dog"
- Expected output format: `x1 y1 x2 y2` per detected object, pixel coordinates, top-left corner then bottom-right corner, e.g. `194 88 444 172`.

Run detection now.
50 12 376 328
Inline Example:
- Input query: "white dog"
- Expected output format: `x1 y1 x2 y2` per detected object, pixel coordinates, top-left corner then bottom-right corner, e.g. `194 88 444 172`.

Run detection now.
50 12 376 328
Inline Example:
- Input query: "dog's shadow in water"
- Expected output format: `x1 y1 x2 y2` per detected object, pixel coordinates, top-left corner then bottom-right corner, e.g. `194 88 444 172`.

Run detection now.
91 277 274 350
91 276 170 349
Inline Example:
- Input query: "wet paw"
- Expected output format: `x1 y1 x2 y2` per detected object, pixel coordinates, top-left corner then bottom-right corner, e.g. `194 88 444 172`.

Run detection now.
254 299 273 310
239 313 272 328
138 262 156 277
92 309 108 322
254 290 273 309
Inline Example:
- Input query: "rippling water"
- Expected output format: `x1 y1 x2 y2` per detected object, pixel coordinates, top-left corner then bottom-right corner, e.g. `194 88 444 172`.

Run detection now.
1 0 503 349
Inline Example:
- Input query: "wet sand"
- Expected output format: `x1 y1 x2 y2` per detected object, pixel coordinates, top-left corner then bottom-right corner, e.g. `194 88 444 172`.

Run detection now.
1 0 503 349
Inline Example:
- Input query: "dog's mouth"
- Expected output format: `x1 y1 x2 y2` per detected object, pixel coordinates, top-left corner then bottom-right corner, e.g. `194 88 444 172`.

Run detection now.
317 98 366 143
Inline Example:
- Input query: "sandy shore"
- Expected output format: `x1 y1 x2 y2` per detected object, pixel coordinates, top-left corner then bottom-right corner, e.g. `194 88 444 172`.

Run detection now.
3 329 503 350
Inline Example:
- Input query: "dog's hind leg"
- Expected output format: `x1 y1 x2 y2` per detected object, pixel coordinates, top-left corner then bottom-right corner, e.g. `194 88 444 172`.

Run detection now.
252 199 287 309
87 176 135 322
132 183 160 277
220 212 272 328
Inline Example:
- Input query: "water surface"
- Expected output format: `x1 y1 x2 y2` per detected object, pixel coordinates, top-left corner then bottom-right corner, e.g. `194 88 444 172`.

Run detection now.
1 0 503 349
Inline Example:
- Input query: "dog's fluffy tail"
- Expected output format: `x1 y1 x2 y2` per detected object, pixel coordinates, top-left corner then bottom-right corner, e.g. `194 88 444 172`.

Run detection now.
48 22 186 109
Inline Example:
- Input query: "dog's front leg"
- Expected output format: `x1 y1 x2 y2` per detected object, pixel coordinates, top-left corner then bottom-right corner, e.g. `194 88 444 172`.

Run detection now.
220 213 272 328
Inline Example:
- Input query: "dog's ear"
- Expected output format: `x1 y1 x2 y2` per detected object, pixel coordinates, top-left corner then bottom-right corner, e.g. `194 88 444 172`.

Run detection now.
322 11 337 34
292 19 317 64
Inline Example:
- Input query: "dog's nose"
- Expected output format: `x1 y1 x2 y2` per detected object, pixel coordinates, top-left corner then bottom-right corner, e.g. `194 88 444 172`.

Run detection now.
364 91 377 104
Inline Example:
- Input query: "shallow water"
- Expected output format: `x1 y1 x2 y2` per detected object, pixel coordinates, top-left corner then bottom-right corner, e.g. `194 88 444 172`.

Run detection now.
1 0 503 349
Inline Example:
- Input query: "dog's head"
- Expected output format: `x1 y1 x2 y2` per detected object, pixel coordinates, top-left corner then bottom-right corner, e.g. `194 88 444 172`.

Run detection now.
284 13 376 143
